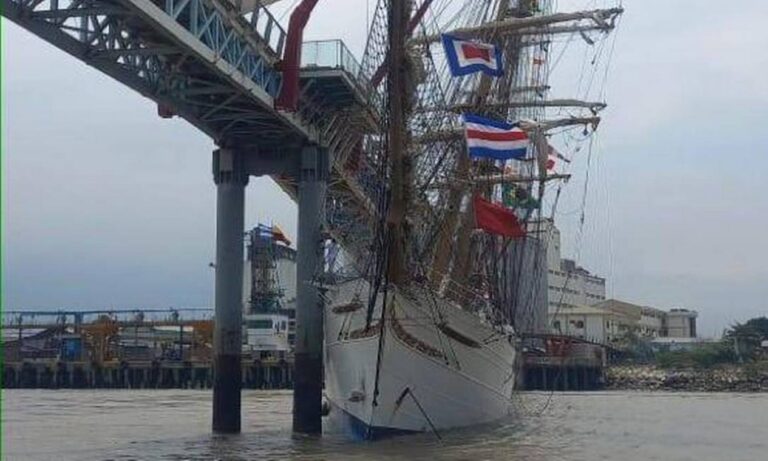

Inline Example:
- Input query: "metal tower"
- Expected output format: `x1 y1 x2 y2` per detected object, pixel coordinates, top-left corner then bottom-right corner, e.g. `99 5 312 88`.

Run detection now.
247 225 285 314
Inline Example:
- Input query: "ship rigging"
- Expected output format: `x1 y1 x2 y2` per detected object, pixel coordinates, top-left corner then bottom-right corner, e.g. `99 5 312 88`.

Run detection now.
316 0 624 438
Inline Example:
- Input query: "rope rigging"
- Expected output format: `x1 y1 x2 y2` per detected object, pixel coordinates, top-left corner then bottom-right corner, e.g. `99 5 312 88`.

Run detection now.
314 2 624 422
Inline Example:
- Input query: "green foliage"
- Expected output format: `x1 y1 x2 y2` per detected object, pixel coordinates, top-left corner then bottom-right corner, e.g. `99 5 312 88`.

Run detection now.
655 341 737 369
655 317 768 368
743 317 768 338
630 316 768 369
725 316 768 361
725 316 768 340
619 332 656 363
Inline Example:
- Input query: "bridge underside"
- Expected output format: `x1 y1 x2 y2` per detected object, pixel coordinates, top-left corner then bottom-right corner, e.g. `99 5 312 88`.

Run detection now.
4 0 380 243
3 0 316 151
4 0 384 436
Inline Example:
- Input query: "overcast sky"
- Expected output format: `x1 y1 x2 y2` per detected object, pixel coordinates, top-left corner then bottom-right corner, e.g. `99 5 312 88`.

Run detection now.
2 1 767 336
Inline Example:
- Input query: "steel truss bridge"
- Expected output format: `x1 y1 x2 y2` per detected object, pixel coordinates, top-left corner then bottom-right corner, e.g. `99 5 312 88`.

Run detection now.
3 0 377 434
6 0 381 258
3 0 378 188
5 0 346 142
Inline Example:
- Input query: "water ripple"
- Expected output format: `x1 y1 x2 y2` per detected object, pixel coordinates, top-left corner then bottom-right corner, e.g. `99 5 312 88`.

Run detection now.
3 390 767 461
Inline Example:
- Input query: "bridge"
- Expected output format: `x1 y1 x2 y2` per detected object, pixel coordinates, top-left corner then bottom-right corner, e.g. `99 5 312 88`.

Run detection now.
3 0 376 434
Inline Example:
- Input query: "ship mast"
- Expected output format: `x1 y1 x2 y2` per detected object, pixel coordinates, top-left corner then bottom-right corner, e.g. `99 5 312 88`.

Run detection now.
385 0 411 285
440 0 513 298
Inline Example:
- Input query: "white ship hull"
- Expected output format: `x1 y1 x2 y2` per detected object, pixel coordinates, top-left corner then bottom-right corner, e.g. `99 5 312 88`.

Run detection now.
324 279 520 439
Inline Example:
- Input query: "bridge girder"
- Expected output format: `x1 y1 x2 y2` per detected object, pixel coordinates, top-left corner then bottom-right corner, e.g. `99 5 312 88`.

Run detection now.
2 0 318 149
4 0 383 262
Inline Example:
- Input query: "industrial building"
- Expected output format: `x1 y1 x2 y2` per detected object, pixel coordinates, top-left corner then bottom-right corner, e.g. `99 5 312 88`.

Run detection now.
544 220 607 312
241 224 298 359
1 223 301 389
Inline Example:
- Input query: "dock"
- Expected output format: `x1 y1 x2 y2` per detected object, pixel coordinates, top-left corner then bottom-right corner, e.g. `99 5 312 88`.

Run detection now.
1 308 295 390
3 359 294 390
521 335 608 391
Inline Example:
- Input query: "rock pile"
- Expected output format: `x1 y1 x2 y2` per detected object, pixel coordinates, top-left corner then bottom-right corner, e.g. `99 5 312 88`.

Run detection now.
605 365 768 392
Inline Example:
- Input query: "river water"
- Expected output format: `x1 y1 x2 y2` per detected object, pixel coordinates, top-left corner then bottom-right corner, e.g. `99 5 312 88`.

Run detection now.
3 390 766 460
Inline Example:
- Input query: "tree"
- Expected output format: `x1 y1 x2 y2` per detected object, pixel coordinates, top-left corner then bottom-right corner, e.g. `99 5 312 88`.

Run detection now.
725 316 768 362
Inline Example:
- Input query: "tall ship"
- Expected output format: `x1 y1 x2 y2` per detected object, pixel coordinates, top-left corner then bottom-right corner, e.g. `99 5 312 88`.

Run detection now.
297 0 623 439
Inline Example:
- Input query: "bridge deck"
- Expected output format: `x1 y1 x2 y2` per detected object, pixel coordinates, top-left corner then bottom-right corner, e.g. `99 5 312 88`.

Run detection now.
4 0 384 260
3 0 319 149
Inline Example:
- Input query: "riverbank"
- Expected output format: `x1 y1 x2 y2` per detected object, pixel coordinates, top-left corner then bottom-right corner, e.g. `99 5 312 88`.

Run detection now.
605 364 768 392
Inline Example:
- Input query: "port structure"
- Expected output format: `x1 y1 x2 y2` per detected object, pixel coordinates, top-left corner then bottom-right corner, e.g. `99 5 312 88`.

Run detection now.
2 308 215 364
3 0 377 434
247 225 286 315
1 308 295 390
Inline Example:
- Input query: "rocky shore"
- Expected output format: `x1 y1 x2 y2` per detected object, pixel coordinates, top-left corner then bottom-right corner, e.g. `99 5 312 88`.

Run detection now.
605 364 768 392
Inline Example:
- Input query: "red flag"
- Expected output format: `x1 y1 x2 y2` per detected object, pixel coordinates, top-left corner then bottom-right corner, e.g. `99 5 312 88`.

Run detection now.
546 155 556 171
547 143 570 163
461 43 492 62
473 195 526 239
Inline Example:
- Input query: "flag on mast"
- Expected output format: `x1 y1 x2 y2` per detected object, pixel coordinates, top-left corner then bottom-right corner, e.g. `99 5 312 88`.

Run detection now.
546 143 570 171
473 195 526 238
463 114 530 160
271 224 292 246
442 34 503 77
546 155 556 171
503 184 540 210
548 143 570 163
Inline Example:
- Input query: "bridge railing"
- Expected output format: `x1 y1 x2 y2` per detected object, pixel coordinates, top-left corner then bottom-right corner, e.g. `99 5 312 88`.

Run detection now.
243 3 287 57
300 38 380 135
301 40 361 77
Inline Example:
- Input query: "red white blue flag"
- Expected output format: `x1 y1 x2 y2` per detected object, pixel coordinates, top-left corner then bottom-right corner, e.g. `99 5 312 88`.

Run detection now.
442 34 503 77
463 114 529 160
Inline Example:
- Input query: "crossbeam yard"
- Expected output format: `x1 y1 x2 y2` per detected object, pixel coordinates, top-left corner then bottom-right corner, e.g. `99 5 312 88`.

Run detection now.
2 0 321 149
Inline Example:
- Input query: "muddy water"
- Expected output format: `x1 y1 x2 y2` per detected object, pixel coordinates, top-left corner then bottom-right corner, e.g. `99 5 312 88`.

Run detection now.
3 390 766 460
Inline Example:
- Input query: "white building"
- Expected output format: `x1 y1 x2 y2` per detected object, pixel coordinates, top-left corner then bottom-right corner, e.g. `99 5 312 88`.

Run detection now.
542 221 699 344
549 299 698 345
549 305 612 343
595 299 667 339
665 309 698 338
544 221 606 313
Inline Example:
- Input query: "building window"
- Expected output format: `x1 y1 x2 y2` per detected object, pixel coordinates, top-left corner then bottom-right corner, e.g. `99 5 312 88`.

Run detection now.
575 320 585 328
246 319 273 329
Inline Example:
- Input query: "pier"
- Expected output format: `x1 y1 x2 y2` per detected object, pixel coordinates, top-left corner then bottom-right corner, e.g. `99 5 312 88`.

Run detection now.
521 335 608 391
1 309 296 390
3 0 374 434
3 359 293 390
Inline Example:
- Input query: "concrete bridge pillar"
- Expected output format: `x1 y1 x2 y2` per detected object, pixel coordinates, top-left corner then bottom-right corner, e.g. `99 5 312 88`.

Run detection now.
212 148 248 433
292 145 328 435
